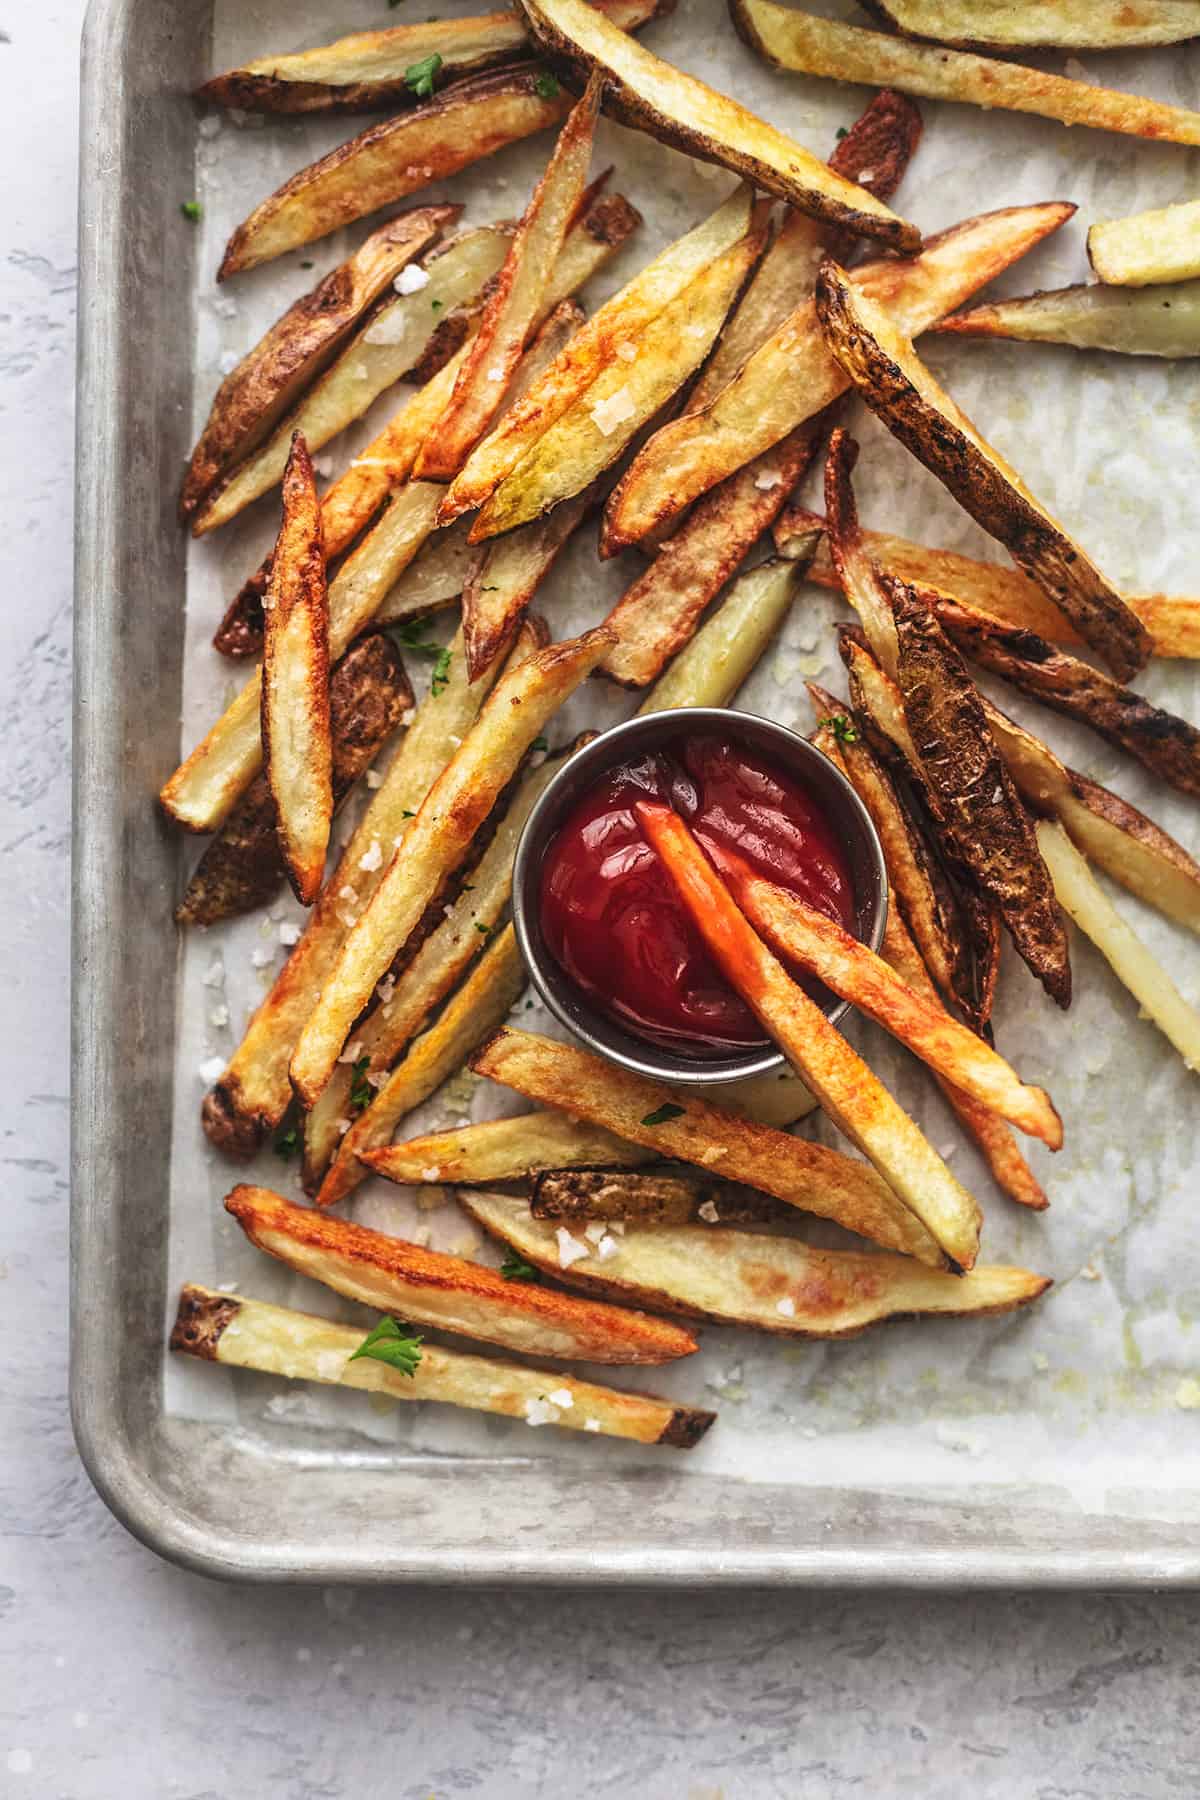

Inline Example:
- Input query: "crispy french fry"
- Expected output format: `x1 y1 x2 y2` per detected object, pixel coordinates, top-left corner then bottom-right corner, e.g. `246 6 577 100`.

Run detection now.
603 201 1074 549
365 1110 654 1186
469 218 768 539
823 429 899 678
933 281 1200 359
1089 199 1200 288
1036 820 1200 1072
374 519 479 627
219 68 573 278
519 0 919 247
707 839 1061 1145
177 635 413 928
224 1184 700 1364
440 185 754 522
291 629 615 1106
935 597 1200 798
198 0 665 113
170 1284 713 1449
260 436 332 905
733 0 1200 146
462 481 592 680
471 1028 945 1264
181 209 455 524
814 256 1151 680
417 82 600 481
600 432 820 687
861 0 1200 50
529 1167 786 1224
463 1191 1050 1334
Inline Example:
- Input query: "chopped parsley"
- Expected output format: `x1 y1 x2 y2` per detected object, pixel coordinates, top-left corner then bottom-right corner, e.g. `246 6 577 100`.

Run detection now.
820 712 859 745
474 921 492 936
835 126 848 141
641 1102 685 1126
431 297 444 311
349 1316 423 1375
500 1253 540 1283
400 809 416 819
349 1055 373 1112
431 647 452 696
180 200 203 222
299 259 314 270
530 735 549 753
273 1125 299 1160
534 71 561 99
405 53 443 99
394 618 442 657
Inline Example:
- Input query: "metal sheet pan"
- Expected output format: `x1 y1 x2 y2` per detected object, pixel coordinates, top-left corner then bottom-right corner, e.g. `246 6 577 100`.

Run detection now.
73 0 1200 1583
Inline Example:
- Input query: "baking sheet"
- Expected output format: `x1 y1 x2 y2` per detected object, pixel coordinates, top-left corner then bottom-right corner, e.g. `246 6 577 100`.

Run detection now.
164 0 1200 1515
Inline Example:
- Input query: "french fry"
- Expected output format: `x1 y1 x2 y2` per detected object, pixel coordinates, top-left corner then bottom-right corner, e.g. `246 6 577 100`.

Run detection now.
933 282 1200 360
224 1184 701 1364
733 0 1200 147
440 184 755 522
417 81 601 481
469 217 769 540
291 628 615 1106
637 805 982 1269
180 209 455 524
260 436 332 905
602 202 1074 549
1036 820 1200 1071
198 0 666 114
1089 199 1200 288
462 479 592 680
934 597 1200 798
364 1110 654 1187
219 67 573 278
600 433 820 688
471 1028 945 1264
373 519 478 628
463 1191 1050 1335
518 0 920 248
784 511 1200 660
177 635 413 928
823 429 899 679
314 925 527 1205
814 257 1152 681
530 1167 786 1224
706 839 1062 1146
170 1285 714 1449
861 0 1200 50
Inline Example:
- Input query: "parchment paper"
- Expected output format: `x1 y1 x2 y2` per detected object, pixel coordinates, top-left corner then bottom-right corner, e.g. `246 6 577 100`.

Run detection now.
166 0 1200 1510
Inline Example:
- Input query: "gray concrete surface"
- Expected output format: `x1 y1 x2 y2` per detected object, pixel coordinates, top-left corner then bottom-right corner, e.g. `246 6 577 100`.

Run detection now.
1 6 1197 1795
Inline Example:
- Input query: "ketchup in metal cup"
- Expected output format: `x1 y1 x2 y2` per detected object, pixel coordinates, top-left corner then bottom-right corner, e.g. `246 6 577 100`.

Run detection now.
539 735 857 1053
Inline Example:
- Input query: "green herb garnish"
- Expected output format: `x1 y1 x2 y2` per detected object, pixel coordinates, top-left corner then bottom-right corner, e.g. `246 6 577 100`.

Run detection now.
835 126 848 141
349 1316 423 1375
820 712 859 745
641 1103 685 1126
500 1253 540 1283
431 647 452 696
180 200 203 222
474 921 492 936
431 298 443 311
394 618 442 657
530 736 549 753
405 53 443 98
534 71 561 99
273 1125 299 1160
349 1055 373 1112
401 809 416 819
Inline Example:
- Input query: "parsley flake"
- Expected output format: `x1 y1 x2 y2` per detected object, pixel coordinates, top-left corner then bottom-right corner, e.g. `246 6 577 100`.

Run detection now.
431 647 452 696
835 126 848 141
819 712 859 745
474 921 492 937
401 809 416 819
534 71 561 99
530 736 549 753
349 1315 423 1375
641 1103 685 1126
394 618 442 657
431 297 443 311
500 1253 540 1283
180 200 203 222
273 1125 299 1160
405 53 443 98
349 1055 373 1112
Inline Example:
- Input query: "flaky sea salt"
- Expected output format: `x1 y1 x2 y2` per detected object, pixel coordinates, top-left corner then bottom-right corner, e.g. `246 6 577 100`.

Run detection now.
591 387 637 436
556 1227 590 1269
697 1200 719 1223
279 922 301 947
776 1296 796 1318
394 262 430 295
358 839 384 873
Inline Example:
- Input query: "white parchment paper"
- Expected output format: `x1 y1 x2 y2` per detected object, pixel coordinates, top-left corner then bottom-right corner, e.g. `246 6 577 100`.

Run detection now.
165 0 1200 1509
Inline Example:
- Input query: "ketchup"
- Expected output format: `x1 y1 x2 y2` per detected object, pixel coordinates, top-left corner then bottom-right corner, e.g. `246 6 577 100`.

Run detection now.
540 735 857 1054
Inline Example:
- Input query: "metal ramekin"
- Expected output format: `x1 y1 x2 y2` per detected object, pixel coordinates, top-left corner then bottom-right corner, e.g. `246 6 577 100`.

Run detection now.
511 708 888 1086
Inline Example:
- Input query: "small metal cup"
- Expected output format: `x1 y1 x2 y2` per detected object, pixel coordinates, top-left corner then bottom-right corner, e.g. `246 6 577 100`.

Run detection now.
511 708 888 1086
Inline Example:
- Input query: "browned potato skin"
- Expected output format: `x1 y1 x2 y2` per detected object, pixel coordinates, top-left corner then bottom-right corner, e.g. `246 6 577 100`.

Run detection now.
530 1167 789 1225
176 635 413 928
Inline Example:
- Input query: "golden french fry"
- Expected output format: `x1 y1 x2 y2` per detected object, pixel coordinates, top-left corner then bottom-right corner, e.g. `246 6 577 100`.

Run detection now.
861 0 1200 50
933 281 1200 359
363 1110 653 1187
373 518 478 627
822 428 899 678
463 479 591 680
1089 198 1200 288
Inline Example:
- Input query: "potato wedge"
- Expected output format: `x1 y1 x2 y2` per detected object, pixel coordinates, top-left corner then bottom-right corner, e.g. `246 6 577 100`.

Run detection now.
366 1111 654 1186
518 0 919 248
1036 821 1200 1072
224 1184 700 1364
823 428 899 679
198 0 665 114
815 257 1151 680
530 1167 786 1225
706 840 1062 1145
1089 199 1200 288
177 635 412 928
417 82 600 481
933 281 1200 359
291 629 615 1106
603 201 1074 549
463 1191 1050 1335
469 219 768 540
734 0 1200 146
934 597 1200 798
861 0 1200 50
170 1284 713 1449
440 185 754 521
600 433 819 687
471 1028 944 1264
181 209 454 524
219 68 573 278
463 482 592 679
259 435 332 905
374 519 478 628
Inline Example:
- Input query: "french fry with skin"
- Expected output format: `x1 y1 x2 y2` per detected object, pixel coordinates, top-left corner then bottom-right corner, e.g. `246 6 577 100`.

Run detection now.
471 1029 945 1265
860 0 1200 51
814 258 1152 681
462 1191 1050 1336
224 1184 701 1365
260 436 332 906
602 201 1075 550
180 208 455 524
933 282 1200 361
732 0 1200 148
1089 200 1200 288
517 0 920 249
1035 821 1200 1073
417 81 601 481
219 67 573 279
529 1167 786 1225
291 628 615 1106
197 0 665 114
823 429 899 679
373 519 479 628
171 1285 713 1449
462 479 593 680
